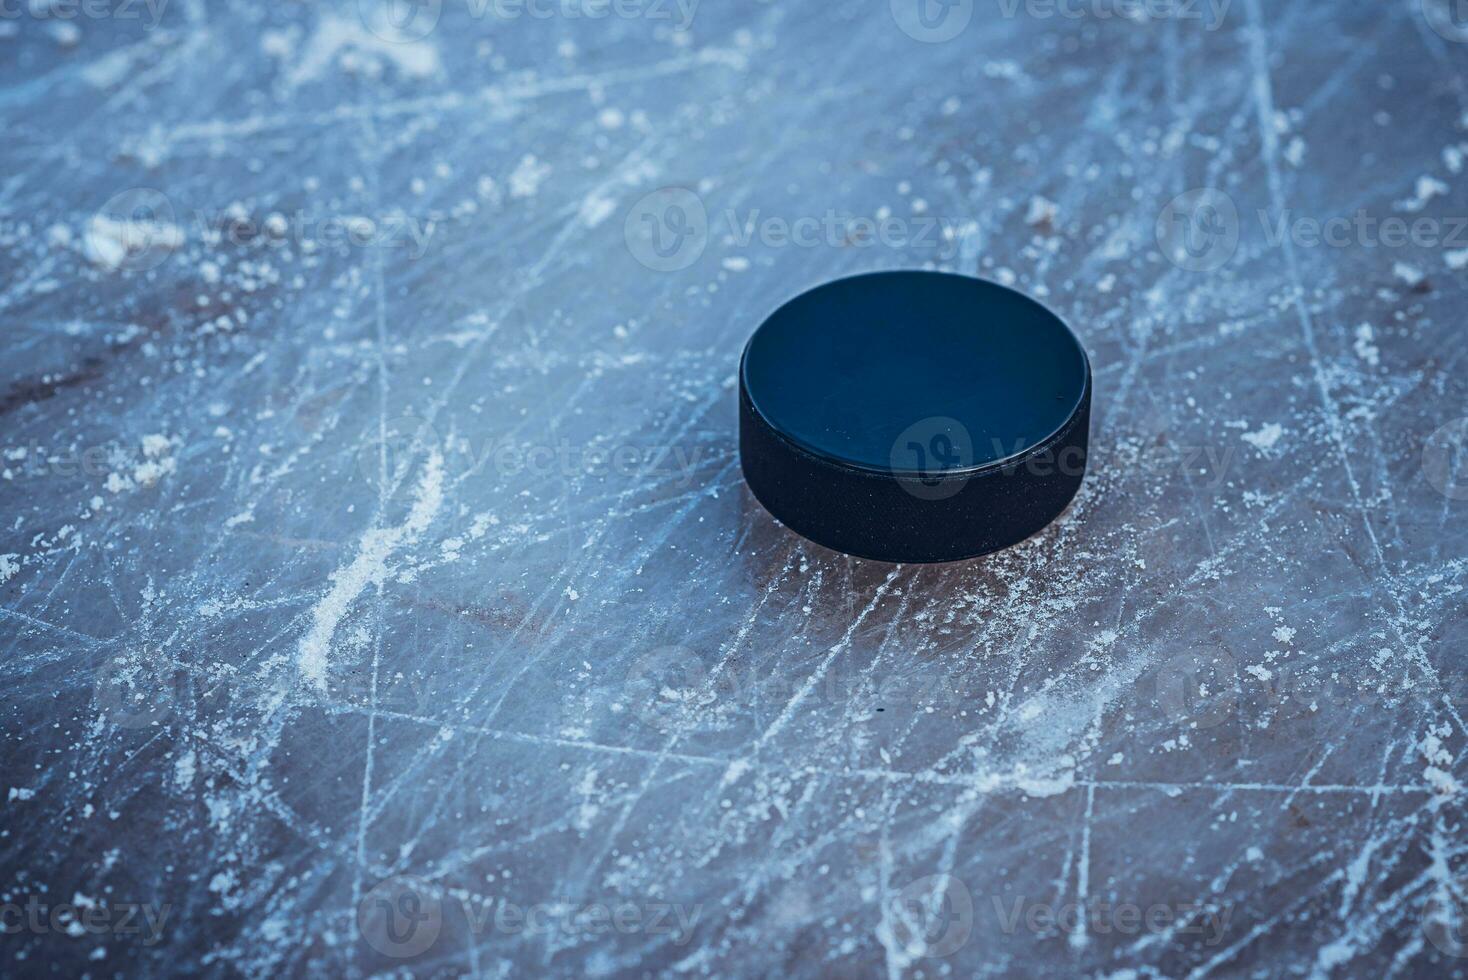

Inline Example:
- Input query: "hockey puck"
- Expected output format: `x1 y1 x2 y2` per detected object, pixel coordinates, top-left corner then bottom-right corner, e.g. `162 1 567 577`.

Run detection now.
738 271 1091 563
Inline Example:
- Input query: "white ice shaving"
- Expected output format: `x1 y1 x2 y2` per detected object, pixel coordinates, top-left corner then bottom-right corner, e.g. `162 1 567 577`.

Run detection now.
297 450 444 688
84 214 185 271
1242 422 1285 451
287 11 440 88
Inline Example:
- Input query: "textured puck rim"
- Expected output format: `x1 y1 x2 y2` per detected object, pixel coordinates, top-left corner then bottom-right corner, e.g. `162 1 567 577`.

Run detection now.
738 368 1093 492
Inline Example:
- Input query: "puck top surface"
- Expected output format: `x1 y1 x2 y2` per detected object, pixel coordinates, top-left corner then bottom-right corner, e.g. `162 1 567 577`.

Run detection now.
741 271 1089 474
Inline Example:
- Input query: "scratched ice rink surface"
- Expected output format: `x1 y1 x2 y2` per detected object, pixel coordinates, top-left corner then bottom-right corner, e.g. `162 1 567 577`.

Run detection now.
2 0 1467 975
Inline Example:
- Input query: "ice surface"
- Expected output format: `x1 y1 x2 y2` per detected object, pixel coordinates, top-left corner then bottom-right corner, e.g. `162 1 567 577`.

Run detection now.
1 0 1466 975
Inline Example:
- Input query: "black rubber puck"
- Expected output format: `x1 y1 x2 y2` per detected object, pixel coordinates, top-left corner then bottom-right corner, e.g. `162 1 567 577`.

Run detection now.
739 271 1091 563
